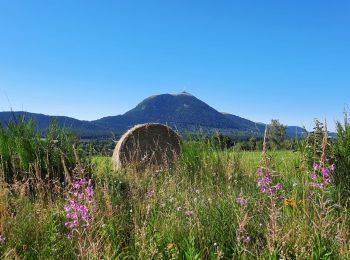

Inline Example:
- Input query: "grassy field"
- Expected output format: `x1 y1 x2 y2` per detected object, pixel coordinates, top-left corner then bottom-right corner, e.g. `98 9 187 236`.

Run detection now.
1 126 349 259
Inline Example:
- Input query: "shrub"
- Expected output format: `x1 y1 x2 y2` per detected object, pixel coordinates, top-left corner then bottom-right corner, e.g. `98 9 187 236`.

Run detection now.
333 112 350 198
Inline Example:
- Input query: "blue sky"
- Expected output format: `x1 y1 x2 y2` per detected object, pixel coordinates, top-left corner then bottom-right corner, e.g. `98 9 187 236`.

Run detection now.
0 1 349 131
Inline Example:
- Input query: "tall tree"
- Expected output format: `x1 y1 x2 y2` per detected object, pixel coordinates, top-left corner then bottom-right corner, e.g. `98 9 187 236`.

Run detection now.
268 119 287 150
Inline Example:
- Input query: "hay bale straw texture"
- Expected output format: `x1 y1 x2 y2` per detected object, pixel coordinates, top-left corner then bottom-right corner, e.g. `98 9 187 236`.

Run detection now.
112 123 181 170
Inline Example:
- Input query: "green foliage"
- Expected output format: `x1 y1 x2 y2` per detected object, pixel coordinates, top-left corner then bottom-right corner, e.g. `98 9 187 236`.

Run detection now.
268 119 287 150
333 112 350 198
0 123 349 259
0 116 79 183
312 234 334 260
301 120 334 172
233 136 299 152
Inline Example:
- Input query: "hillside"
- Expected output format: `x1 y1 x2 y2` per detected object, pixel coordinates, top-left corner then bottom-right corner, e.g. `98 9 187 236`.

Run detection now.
93 92 262 133
0 92 307 138
94 92 306 136
0 112 112 138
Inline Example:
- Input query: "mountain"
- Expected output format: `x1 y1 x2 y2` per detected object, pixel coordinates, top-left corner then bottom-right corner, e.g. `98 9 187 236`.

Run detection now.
93 92 261 133
222 113 266 133
285 125 308 137
0 92 307 138
93 92 306 136
0 111 112 138
222 113 306 137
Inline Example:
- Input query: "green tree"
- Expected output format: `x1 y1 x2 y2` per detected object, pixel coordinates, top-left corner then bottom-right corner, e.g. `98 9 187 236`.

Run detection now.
333 112 350 198
248 136 257 150
304 119 333 165
268 119 287 150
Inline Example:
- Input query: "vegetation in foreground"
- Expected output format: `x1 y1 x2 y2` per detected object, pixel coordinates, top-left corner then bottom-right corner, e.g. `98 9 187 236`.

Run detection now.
0 118 350 259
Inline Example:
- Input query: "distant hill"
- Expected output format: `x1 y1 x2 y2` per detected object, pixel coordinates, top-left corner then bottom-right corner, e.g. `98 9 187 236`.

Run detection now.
93 92 306 137
93 92 263 133
0 111 112 138
222 113 266 133
222 113 306 137
0 92 307 138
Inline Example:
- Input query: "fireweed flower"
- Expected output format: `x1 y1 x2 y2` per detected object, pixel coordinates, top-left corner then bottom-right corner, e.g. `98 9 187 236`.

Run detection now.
256 169 282 196
330 164 336 171
278 195 286 202
0 234 5 243
64 178 94 239
268 183 283 195
236 192 248 207
256 165 284 245
309 163 336 189
274 183 283 190
256 171 271 192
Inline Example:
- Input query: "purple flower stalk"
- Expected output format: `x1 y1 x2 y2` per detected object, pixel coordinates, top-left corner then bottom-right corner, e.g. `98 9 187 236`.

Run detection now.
64 178 94 239
236 192 248 207
257 173 273 193
321 168 331 178
274 183 283 190
0 234 5 243
257 168 284 197
309 163 335 189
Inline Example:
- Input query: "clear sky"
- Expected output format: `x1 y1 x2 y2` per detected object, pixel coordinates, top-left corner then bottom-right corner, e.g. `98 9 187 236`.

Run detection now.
0 1 349 131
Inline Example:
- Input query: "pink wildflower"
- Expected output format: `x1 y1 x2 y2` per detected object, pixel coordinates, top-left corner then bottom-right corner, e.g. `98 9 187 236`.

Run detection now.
64 178 94 239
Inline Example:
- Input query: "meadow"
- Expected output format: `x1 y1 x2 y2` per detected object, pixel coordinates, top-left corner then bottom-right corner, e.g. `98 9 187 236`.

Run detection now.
0 119 350 259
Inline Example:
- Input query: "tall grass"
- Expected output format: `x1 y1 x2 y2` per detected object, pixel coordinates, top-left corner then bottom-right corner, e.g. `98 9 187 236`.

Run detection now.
0 120 349 258
0 117 80 185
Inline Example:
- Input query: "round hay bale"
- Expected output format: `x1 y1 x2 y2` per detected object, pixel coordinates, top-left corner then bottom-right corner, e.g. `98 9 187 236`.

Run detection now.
112 123 181 170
